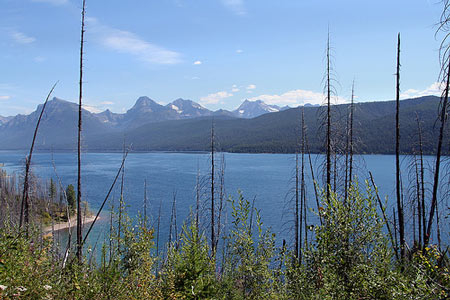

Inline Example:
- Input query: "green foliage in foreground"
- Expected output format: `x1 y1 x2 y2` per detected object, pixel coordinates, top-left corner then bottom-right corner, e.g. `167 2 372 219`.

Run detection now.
0 185 448 299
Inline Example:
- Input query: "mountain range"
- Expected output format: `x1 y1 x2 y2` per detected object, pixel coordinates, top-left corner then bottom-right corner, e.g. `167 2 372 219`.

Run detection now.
0 96 289 130
0 96 292 149
0 95 446 154
93 96 291 130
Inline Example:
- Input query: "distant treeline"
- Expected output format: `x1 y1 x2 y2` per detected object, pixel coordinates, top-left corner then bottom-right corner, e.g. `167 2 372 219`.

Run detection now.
84 95 448 155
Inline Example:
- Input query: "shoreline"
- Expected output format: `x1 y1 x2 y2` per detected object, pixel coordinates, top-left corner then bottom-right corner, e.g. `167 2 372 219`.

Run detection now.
44 215 98 235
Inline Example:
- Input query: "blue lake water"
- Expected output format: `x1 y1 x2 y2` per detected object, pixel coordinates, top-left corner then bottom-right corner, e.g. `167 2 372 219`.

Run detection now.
0 151 448 252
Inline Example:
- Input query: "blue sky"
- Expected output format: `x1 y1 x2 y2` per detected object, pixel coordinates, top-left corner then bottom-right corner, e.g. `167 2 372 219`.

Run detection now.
0 0 445 116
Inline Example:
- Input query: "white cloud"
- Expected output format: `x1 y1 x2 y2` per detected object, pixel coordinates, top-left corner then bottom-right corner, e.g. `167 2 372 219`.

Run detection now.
0 96 11 100
246 84 256 90
222 0 246 15
236 49 243 53
101 101 114 105
87 17 181 65
400 82 444 99
11 31 36 44
248 89 347 107
193 60 202 65
200 91 233 104
231 84 240 92
31 0 68 5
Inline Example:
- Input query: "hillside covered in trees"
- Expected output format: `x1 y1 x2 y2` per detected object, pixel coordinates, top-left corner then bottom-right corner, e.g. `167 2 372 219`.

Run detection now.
87 95 447 154
0 95 447 155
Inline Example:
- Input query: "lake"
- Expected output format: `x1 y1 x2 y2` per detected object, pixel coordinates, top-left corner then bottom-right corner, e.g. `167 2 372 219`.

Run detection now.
0 151 447 253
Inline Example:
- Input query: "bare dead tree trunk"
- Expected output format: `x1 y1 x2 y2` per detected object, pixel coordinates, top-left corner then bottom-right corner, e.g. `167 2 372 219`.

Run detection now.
395 33 405 261
348 81 355 192
416 114 426 248
344 111 349 202
196 162 200 240
413 152 422 246
109 202 114 265
82 152 127 248
169 191 177 247
301 107 307 248
156 199 162 258
305 132 322 226
295 151 299 261
333 152 337 194
369 172 398 260
51 158 71 268
76 0 86 263
435 200 442 251
210 121 216 256
393 207 398 259
143 179 147 229
117 146 125 256
20 83 57 232
425 55 450 246
299 160 303 264
326 32 332 203
216 154 225 251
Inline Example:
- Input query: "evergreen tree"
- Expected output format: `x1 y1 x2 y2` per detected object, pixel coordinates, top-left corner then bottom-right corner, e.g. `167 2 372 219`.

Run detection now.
66 184 76 210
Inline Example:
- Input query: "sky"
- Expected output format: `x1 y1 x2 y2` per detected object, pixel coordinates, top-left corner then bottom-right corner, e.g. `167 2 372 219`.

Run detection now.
0 0 446 116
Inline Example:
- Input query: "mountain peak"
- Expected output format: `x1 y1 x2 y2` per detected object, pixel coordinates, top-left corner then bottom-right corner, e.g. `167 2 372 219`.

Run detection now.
36 97 78 113
167 98 210 117
234 99 281 118
127 96 165 115
49 97 72 105
133 96 157 107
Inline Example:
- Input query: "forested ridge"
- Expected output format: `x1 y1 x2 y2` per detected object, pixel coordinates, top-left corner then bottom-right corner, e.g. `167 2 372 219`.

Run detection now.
85 95 448 155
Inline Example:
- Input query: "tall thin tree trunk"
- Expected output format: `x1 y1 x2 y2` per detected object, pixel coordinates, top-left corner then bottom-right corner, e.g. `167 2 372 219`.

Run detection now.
436 201 442 251
82 152 127 248
210 121 216 256
333 152 337 194
305 133 322 225
20 83 57 232
196 162 200 240
143 179 147 229
117 155 125 255
109 202 114 265
156 199 162 257
295 151 299 261
169 192 177 247
413 112 424 248
414 154 422 246
344 110 349 201
369 172 398 259
417 115 426 248
393 207 399 259
76 0 86 263
425 54 450 246
326 32 332 203
301 107 307 247
395 33 405 261
348 81 355 191
299 158 303 264
216 154 225 251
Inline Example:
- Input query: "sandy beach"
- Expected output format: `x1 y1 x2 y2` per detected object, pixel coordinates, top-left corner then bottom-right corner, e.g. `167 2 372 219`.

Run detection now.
43 215 98 235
